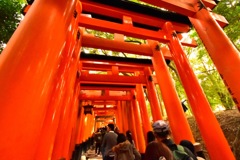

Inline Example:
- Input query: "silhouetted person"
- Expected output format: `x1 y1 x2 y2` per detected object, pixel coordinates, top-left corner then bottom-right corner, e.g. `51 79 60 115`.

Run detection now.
147 131 155 144
181 101 188 112
101 126 107 157
114 126 120 135
94 128 103 155
102 123 118 160
180 140 205 160
126 130 135 147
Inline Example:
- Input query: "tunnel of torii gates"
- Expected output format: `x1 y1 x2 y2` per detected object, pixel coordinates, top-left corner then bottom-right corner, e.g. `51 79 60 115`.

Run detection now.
0 0 240 159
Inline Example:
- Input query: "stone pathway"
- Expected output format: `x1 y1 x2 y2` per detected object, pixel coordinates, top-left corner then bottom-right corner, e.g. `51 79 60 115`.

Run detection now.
81 148 103 160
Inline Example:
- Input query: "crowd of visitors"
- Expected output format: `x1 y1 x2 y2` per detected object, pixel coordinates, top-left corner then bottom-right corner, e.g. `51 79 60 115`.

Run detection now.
91 120 205 160
92 124 141 160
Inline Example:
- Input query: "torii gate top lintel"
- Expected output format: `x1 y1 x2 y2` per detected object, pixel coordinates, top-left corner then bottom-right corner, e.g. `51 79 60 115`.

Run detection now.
81 0 192 28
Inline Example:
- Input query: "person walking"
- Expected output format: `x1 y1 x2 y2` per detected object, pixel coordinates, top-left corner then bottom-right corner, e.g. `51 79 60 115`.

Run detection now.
101 123 118 160
94 128 103 155
152 120 197 160
126 130 135 147
112 133 141 160
180 140 205 160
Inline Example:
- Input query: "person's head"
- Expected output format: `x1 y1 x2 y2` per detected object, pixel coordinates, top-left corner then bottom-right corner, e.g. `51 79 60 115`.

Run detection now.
107 123 115 131
180 140 195 154
126 130 132 138
114 126 120 134
147 131 155 143
103 126 107 132
117 133 127 144
126 130 133 143
152 120 170 140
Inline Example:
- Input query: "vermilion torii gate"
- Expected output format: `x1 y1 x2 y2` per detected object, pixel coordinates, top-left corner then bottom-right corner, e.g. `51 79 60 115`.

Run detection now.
0 0 239 160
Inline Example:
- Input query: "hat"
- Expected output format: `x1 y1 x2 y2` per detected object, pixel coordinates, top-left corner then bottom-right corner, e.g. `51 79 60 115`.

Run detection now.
152 120 169 133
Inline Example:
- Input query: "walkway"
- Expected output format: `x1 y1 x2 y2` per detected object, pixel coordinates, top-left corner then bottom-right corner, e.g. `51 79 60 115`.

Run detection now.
81 148 103 160
81 155 102 160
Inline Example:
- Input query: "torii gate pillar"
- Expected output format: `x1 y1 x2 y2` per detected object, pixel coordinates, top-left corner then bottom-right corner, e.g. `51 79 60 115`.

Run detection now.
0 0 77 159
131 90 146 153
144 67 163 121
189 6 240 111
149 40 195 144
163 22 235 160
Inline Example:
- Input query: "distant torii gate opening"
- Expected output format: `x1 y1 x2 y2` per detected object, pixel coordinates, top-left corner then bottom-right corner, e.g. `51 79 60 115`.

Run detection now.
0 0 239 160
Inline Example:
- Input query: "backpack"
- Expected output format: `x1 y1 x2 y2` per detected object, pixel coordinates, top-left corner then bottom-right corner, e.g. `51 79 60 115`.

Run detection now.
170 145 193 160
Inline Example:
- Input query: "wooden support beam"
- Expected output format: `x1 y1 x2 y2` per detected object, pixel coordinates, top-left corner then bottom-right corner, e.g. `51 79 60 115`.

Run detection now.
81 62 147 72
92 101 117 105
139 0 227 27
95 111 115 116
93 107 117 111
80 84 136 90
82 34 154 56
80 53 152 66
79 15 167 43
202 0 217 9
79 16 197 47
139 0 196 16
210 12 229 28
79 94 132 101
95 119 105 122
82 34 174 58
95 115 114 119
79 73 146 84
139 0 216 16
81 1 191 33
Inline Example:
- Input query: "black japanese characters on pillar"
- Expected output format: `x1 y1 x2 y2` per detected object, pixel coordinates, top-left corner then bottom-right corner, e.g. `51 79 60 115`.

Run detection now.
83 104 94 115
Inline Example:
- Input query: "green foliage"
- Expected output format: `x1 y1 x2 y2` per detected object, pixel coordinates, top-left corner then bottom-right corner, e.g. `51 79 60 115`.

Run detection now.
181 31 235 110
85 29 114 40
191 0 239 110
172 1 239 111
214 0 240 49
0 0 26 52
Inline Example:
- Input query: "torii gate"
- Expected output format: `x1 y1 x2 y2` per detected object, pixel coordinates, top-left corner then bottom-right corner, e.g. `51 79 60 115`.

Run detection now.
0 0 239 160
